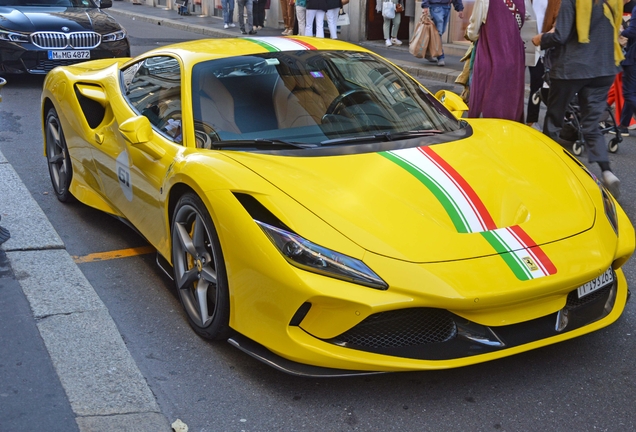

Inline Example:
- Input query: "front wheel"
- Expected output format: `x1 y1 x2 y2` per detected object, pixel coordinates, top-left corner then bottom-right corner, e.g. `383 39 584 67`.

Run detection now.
572 141 584 156
608 137 620 153
171 193 230 340
45 107 73 202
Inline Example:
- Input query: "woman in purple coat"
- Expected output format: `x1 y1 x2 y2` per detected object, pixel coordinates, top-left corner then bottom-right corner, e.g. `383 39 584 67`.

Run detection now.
466 0 526 122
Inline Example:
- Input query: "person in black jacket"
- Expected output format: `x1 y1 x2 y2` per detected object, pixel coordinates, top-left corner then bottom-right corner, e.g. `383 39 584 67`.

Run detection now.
532 0 623 198
617 1 636 134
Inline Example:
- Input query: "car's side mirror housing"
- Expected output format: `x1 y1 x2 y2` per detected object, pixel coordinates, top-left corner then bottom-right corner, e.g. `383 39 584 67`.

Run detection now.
98 0 113 9
119 116 165 159
435 90 468 119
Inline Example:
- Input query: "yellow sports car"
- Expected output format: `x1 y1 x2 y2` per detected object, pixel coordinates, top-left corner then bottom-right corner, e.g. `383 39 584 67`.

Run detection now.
41 37 634 376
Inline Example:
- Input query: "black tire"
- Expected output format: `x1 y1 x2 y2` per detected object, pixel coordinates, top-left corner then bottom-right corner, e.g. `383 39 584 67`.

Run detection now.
608 137 620 153
171 193 230 340
45 107 74 202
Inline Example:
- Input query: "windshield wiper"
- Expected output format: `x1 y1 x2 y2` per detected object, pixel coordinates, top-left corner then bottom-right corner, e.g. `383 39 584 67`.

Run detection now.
210 139 318 150
320 129 443 146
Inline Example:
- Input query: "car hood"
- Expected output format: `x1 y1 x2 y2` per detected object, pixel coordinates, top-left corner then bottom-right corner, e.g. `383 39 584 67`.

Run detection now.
0 6 121 33
227 121 596 263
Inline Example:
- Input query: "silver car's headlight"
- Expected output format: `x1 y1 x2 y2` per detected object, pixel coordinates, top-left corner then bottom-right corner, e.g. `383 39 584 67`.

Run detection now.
0 28 29 43
256 221 388 290
102 29 126 42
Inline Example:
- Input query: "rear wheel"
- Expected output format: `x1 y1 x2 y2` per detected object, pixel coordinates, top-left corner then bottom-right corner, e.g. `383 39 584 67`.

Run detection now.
45 107 73 202
171 193 230 340
572 141 584 156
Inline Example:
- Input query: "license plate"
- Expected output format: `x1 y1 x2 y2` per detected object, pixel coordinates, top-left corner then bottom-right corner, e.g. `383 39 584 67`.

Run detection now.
577 268 614 298
48 50 90 60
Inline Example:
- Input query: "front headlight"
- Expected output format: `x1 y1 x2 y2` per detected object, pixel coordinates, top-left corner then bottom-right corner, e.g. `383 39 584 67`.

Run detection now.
256 221 388 290
102 29 126 42
0 28 30 43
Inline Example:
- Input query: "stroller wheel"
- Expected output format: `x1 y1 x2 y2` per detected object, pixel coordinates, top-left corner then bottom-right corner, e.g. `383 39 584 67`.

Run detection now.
572 141 584 156
608 137 620 153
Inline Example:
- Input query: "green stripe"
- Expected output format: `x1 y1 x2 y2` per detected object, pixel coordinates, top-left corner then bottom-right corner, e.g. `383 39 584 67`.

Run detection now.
244 38 279 52
481 231 531 281
381 151 470 233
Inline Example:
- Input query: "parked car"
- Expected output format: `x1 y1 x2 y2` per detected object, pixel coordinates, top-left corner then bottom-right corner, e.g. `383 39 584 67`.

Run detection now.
41 37 634 376
0 0 130 74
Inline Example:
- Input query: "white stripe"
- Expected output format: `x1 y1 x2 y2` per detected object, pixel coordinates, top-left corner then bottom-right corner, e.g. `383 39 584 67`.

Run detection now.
246 37 310 51
394 147 485 232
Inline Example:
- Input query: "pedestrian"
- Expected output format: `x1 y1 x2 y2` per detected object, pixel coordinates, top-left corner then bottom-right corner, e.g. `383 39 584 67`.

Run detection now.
616 0 636 135
295 0 307 35
305 0 328 37
222 0 236 29
280 0 295 35
466 0 526 121
237 0 257 34
532 0 624 198
377 0 403 46
253 0 266 29
421 0 464 66
325 0 342 39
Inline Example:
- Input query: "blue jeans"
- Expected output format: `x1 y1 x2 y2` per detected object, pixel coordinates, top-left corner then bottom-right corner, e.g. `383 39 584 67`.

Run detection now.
223 0 234 25
429 5 451 60
236 0 253 32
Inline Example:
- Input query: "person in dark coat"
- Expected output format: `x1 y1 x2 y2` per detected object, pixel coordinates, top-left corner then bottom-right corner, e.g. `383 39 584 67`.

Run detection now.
617 1 636 134
532 0 623 198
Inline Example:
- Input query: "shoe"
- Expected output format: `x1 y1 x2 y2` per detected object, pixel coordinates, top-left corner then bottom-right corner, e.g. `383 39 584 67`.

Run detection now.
601 170 621 199
391 38 402 46
617 126 629 136
256 26 262 30
282 28 291 35
608 125 629 136
437 58 445 67
224 24 229 29
230 23 236 27
425 55 437 63
248 30 257 35
385 39 392 47
628 123 636 130
240 30 247 34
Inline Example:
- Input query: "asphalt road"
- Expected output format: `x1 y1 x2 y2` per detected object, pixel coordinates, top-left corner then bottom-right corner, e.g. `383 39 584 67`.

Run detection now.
1 15 636 431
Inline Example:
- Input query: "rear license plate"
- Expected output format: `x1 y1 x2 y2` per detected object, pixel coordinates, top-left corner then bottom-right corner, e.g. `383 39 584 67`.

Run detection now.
577 268 614 298
48 50 90 60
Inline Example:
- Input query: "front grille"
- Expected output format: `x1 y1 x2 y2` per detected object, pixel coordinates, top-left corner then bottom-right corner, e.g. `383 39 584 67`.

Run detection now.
31 32 101 49
566 285 612 308
332 308 457 349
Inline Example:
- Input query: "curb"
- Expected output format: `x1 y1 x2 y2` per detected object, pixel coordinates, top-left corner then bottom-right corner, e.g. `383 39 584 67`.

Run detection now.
0 151 171 431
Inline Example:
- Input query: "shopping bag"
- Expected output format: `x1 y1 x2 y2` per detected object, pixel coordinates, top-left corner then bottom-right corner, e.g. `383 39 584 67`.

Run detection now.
337 9 350 26
409 14 442 59
382 1 395 19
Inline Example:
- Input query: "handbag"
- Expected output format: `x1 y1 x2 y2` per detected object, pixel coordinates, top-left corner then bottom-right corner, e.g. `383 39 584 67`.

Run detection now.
337 8 350 25
395 1 404 13
382 1 396 19
409 13 443 59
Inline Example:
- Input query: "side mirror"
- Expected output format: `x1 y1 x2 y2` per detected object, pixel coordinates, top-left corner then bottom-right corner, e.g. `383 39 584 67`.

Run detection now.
99 0 113 9
435 90 468 119
119 116 165 159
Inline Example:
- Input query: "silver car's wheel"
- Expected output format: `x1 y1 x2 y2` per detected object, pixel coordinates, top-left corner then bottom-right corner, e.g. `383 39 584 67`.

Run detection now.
45 107 73 202
171 193 230 340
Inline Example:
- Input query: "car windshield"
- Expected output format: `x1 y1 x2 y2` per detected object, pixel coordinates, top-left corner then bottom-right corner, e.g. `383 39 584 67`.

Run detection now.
0 0 98 6
191 50 462 149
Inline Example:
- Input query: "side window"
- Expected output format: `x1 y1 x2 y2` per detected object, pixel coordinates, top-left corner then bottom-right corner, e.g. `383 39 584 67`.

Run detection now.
121 56 183 143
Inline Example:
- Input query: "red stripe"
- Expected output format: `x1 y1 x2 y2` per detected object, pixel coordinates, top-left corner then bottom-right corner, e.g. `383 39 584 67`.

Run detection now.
420 147 497 230
509 225 557 275
285 37 317 50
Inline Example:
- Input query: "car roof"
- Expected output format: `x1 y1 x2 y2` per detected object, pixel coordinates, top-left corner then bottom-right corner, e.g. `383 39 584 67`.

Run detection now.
140 36 372 63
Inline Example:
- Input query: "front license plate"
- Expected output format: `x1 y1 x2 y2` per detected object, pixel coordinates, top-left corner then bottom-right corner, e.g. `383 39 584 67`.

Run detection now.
577 268 614 298
48 50 90 60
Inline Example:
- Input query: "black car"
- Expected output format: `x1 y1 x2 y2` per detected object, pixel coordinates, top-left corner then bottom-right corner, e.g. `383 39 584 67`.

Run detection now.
0 0 130 74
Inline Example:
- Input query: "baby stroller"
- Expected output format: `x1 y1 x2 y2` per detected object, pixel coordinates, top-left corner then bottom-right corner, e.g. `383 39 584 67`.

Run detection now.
533 51 622 156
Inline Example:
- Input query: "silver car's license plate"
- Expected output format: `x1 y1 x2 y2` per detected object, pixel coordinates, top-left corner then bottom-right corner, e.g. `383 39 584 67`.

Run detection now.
577 268 614 298
48 50 90 60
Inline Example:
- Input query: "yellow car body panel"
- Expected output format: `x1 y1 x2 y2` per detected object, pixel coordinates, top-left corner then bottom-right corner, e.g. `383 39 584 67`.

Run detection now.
40 37 635 374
